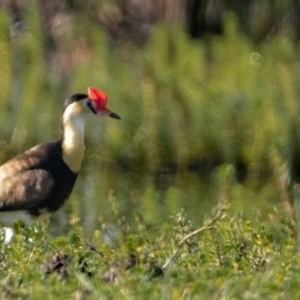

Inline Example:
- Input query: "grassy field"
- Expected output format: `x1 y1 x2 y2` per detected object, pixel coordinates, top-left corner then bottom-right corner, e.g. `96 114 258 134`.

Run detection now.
1 202 299 299
1 3 300 298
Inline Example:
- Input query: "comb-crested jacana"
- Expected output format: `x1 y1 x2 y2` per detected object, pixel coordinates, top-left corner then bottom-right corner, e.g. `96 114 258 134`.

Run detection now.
0 87 120 242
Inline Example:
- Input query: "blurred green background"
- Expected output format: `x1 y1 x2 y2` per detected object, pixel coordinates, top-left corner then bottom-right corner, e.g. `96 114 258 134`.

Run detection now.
0 0 299 236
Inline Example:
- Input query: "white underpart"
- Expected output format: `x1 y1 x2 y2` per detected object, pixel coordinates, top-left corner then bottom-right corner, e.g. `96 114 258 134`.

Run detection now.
4 227 14 244
0 210 51 227
0 210 51 243
0 210 34 227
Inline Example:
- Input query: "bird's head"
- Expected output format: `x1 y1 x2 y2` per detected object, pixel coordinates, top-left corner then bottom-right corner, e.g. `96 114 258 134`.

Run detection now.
63 87 121 120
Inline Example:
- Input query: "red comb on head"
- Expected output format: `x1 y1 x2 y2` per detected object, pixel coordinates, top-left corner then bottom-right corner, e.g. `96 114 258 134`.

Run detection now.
88 87 108 110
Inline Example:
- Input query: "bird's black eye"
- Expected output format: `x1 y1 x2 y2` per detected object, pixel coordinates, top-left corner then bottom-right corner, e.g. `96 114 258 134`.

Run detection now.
85 99 92 107
85 99 97 114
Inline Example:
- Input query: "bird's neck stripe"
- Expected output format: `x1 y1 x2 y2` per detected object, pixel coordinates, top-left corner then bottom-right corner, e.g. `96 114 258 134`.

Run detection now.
62 113 85 173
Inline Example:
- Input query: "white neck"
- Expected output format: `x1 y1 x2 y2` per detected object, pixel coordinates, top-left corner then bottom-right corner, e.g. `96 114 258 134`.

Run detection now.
62 107 85 173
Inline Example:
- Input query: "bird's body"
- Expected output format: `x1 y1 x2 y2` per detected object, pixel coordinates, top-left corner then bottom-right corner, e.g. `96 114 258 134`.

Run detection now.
0 88 120 241
0 140 77 226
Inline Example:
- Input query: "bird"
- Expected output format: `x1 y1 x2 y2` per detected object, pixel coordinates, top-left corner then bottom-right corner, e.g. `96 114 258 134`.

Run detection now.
0 87 120 243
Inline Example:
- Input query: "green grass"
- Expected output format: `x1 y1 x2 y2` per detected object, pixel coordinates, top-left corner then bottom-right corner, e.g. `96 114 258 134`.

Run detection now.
0 205 299 299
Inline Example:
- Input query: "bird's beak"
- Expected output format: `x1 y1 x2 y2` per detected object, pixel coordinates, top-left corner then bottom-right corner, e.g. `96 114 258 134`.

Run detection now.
109 111 121 119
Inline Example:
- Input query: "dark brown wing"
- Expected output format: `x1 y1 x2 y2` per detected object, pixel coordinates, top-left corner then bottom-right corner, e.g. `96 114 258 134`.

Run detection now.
0 169 54 211
0 144 45 182
0 144 55 211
